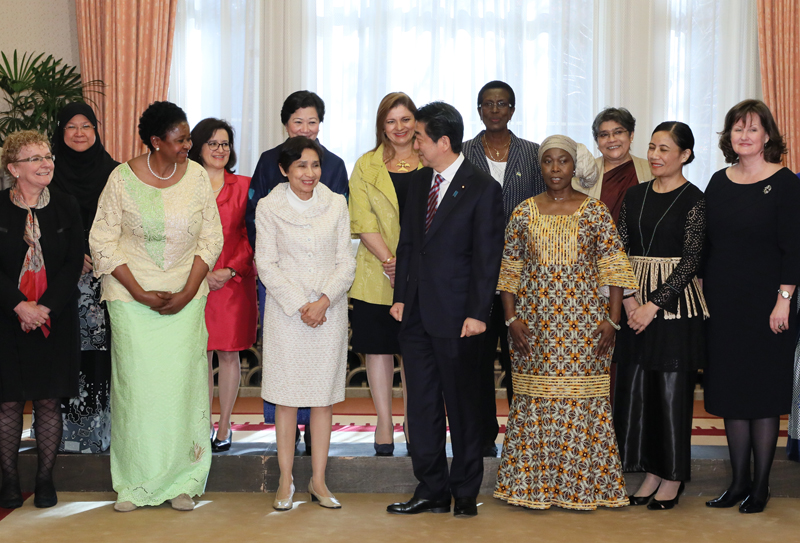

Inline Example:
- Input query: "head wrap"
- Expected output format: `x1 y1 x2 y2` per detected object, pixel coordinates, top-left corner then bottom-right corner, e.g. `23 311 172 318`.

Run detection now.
50 102 119 244
538 135 598 189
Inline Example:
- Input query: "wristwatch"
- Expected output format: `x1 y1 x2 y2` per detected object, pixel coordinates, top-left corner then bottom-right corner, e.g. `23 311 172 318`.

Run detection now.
228 267 237 278
504 316 518 327
779 288 791 299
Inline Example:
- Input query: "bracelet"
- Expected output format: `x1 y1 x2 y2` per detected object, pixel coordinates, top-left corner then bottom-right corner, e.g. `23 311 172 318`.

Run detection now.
383 256 394 263
605 316 621 331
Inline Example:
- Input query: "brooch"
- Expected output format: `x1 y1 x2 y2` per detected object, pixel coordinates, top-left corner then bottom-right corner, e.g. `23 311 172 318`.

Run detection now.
764 185 772 194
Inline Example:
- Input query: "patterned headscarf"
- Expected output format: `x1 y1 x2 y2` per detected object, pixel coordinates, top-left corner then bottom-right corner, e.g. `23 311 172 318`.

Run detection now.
538 135 598 189
9 185 51 336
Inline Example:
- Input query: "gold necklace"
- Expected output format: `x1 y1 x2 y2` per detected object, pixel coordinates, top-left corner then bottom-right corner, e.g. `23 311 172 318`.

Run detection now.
391 152 415 172
482 134 510 161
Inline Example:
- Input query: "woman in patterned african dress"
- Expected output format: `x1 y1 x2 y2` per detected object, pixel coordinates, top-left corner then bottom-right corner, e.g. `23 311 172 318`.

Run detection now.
495 135 637 511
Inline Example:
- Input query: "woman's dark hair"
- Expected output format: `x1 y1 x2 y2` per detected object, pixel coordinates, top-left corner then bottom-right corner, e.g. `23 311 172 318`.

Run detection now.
280 91 325 125
189 118 237 173
592 107 636 141
138 101 188 151
718 99 786 164
278 136 324 172
476 81 516 109
414 101 464 154
652 121 695 165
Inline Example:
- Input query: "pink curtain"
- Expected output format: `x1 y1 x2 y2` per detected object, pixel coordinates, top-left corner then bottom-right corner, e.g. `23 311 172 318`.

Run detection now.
758 0 800 172
75 0 178 162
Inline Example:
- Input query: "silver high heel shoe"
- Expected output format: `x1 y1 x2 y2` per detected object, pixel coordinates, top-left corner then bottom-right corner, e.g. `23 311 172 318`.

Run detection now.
308 479 341 509
272 484 295 511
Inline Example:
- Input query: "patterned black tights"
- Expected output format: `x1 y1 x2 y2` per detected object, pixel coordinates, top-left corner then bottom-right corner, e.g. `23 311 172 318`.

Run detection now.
31 399 62 490
0 401 24 504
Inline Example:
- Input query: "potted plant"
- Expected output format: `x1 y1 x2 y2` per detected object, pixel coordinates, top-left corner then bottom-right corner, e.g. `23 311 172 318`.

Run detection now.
0 50 104 147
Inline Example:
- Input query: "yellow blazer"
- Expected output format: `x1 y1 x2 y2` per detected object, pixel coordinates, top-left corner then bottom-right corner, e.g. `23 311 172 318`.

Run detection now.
348 145 421 306
573 154 651 199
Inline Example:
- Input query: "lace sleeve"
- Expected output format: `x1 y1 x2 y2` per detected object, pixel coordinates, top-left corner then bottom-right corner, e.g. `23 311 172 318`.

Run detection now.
650 198 706 312
618 198 629 251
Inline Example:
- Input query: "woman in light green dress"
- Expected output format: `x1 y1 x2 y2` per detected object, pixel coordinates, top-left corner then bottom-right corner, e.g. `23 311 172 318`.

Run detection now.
90 102 223 512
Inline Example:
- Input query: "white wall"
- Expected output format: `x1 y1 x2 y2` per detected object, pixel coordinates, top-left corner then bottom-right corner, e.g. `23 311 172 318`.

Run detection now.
0 0 81 70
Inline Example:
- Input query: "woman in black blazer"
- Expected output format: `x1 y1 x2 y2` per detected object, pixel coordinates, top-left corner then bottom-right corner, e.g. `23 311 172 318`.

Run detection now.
0 130 83 509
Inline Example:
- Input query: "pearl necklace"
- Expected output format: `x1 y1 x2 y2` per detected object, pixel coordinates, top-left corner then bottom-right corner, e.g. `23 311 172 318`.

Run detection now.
147 151 177 181
546 191 566 201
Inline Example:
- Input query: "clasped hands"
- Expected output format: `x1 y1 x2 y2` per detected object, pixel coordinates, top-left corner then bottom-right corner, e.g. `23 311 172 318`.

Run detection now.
135 289 192 315
206 267 234 291
14 300 50 332
300 295 330 328
624 298 659 335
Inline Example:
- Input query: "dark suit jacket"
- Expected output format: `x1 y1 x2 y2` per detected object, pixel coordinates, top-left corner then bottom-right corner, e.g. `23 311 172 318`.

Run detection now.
393 158 505 338
0 187 83 400
245 141 349 249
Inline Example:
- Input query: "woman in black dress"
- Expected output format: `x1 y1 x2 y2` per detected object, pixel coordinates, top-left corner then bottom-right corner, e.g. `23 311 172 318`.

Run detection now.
50 103 118 453
613 122 707 510
0 131 84 508
704 99 800 514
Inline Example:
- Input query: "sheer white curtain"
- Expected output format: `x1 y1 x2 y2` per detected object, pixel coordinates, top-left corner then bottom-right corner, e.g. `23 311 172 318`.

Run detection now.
308 0 595 172
597 0 760 188
168 0 262 176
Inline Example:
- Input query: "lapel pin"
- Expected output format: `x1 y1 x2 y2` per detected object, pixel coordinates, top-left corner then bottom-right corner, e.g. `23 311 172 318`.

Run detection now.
453 191 458 197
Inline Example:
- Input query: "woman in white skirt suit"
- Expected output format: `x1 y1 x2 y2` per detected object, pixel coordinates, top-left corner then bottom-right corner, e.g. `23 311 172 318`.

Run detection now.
255 136 355 511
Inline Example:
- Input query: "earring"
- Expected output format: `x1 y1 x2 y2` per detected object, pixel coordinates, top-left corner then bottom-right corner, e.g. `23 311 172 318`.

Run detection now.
156 147 160 151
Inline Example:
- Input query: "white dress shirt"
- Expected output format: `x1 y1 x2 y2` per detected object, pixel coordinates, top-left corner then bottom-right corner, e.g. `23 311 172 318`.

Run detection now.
432 153 465 207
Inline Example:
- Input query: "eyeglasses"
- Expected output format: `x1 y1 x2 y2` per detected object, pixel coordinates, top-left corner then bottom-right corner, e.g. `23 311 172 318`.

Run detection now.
597 128 629 140
205 141 230 151
64 123 95 132
14 155 55 164
480 101 511 110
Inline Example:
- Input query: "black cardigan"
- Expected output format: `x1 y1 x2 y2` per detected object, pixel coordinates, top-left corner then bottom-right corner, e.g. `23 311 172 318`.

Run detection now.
0 187 84 401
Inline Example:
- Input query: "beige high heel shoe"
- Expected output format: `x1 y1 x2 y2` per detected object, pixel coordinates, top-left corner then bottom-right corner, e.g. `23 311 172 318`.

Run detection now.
308 479 341 509
272 483 295 511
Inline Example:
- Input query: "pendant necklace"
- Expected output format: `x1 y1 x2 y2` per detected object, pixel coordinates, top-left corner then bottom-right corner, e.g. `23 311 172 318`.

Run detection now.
147 151 177 181
547 191 566 201
638 180 690 256
483 134 510 161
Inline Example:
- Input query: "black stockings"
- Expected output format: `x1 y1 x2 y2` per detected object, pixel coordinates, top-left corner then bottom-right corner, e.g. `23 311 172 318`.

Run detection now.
32 399 62 489
0 399 62 504
0 401 24 503
724 417 780 500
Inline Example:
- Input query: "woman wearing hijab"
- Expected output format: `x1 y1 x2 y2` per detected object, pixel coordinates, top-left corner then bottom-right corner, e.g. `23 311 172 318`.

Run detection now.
495 135 637 511
49 102 118 453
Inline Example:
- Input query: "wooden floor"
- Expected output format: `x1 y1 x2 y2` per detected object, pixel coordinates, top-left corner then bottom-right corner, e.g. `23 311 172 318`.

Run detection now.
2 493 800 542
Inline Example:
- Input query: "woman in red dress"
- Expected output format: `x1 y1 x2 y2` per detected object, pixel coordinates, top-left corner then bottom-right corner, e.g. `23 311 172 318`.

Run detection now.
189 118 257 452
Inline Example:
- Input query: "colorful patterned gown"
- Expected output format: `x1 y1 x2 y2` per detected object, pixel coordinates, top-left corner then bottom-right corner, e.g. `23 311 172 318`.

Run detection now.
495 197 637 510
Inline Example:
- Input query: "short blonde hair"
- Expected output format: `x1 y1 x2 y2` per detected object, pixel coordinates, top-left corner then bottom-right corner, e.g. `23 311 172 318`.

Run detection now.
2 130 51 173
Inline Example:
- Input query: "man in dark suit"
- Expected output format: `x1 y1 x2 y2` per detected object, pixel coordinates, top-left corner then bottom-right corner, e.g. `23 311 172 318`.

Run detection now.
387 102 505 518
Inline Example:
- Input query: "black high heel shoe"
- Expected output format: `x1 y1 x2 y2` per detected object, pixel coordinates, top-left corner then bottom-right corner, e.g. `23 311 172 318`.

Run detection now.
0 481 23 510
739 488 770 514
629 487 658 506
706 487 750 508
211 424 233 452
34 479 58 508
647 481 685 510
374 442 395 456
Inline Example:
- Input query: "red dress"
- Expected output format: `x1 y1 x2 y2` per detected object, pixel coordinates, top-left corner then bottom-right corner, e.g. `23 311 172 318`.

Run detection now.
206 171 258 351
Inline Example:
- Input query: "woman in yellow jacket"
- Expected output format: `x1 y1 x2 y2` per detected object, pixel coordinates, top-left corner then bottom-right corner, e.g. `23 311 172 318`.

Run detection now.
349 92 420 456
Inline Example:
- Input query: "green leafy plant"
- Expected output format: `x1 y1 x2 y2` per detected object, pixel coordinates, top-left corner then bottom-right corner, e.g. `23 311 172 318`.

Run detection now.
0 50 105 146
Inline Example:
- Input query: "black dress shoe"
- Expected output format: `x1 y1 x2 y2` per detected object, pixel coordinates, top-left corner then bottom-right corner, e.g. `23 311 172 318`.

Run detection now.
34 480 58 509
647 482 684 510
706 488 750 508
387 497 451 515
0 482 23 510
374 442 395 456
739 489 770 514
629 486 658 506
453 497 478 517
211 424 233 452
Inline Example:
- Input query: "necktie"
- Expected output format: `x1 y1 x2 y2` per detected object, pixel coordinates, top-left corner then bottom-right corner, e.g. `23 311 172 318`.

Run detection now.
425 174 444 232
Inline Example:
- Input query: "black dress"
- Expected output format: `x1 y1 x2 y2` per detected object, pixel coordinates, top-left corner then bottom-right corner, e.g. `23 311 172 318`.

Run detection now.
613 181 707 481
349 170 412 355
704 167 800 419
0 188 83 401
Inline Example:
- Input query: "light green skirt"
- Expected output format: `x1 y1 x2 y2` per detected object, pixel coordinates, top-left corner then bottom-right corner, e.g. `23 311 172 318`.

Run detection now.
107 299 211 506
